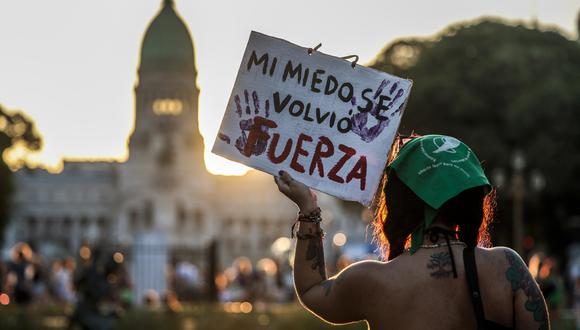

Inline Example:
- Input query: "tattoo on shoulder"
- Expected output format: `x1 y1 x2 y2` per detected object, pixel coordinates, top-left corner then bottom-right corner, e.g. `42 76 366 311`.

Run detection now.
427 252 454 279
305 235 326 279
504 250 549 330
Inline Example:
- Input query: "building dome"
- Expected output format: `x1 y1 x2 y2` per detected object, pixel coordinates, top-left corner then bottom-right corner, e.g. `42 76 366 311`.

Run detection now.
139 0 196 75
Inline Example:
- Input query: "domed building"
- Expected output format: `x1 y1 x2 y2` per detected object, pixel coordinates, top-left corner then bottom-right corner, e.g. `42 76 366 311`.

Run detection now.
4 0 358 303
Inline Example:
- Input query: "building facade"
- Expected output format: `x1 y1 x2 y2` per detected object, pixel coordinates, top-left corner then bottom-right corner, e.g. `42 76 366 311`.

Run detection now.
5 0 362 269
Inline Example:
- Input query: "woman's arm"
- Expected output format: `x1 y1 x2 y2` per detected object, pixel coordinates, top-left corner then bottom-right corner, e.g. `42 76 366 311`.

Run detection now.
275 171 368 324
498 247 550 330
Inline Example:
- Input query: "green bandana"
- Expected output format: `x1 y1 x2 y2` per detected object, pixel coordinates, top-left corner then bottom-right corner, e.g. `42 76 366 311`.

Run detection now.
388 135 491 254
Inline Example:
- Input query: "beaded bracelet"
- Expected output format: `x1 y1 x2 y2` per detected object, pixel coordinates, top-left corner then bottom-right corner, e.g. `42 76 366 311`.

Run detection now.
298 207 322 224
291 207 323 239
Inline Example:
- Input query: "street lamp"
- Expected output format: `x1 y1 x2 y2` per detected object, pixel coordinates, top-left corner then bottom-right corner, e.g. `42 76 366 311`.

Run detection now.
492 150 545 255
511 150 526 256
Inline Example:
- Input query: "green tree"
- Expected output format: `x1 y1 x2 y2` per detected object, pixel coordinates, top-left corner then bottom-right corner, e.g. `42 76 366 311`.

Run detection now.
0 104 41 245
371 19 580 251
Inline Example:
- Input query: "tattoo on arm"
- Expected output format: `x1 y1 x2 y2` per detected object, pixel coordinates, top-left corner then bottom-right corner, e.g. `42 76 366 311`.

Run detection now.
321 280 333 296
427 252 454 278
305 235 326 279
320 276 345 297
504 251 549 330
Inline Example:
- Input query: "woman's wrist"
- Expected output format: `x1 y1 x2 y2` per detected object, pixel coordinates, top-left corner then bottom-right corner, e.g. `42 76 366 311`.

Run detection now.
290 205 322 239
298 202 319 214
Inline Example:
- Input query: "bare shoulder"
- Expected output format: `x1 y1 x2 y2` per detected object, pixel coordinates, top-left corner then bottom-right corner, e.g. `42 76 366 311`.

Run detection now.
335 259 386 280
342 259 386 270
330 259 389 294
474 246 542 293
476 246 522 263
476 245 518 256
299 259 387 324
472 246 524 278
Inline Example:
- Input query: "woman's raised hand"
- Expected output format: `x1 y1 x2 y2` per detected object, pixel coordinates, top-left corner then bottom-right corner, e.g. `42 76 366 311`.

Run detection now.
274 170 318 213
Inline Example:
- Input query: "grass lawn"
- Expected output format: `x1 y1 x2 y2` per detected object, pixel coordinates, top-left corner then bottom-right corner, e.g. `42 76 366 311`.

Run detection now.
0 303 576 330
0 302 367 330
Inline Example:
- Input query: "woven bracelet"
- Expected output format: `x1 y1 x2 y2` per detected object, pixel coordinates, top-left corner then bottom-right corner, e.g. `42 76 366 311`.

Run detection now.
298 207 322 224
291 207 323 238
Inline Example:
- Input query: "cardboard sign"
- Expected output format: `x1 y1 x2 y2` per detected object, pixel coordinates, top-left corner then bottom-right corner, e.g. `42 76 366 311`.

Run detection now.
212 31 412 205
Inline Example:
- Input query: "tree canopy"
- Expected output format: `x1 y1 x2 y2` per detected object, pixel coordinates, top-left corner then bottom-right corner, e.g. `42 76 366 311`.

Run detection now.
0 104 42 245
371 19 580 250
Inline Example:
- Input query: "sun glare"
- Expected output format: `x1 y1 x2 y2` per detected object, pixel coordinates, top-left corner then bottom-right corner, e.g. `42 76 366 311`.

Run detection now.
204 152 249 176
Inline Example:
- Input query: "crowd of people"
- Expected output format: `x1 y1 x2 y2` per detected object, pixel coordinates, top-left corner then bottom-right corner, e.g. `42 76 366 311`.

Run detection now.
0 242 309 309
0 243 78 306
0 242 131 328
0 240 358 309
0 239 579 327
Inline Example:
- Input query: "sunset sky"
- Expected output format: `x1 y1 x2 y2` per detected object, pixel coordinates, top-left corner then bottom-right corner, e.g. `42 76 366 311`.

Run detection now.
0 0 577 175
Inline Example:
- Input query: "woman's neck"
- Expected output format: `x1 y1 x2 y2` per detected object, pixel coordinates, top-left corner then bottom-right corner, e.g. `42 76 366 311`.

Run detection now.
422 226 459 245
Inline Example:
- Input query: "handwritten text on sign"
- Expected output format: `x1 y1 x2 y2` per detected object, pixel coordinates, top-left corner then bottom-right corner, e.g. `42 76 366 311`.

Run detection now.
212 31 412 205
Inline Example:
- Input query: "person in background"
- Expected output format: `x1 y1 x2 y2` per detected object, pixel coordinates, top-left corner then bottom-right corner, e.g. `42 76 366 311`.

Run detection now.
70 248 118 330
6 243 35 305
536 257 564 321
52 257 76 304
275 134 550 330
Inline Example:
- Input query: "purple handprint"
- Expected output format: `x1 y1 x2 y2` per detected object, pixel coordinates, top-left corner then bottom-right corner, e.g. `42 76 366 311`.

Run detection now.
218 90 275 157
350 80 406 143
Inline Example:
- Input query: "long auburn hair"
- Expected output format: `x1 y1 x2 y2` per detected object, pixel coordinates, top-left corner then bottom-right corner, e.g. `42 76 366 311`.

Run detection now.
372 135 496 261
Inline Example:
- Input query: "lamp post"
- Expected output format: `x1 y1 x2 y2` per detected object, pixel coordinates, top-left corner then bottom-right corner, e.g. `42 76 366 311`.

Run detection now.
511 151 526 255
492 150 545 255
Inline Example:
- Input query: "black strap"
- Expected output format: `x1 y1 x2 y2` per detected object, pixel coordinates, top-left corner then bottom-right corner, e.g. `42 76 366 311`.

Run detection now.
463 247 486 330
443 233 458 278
